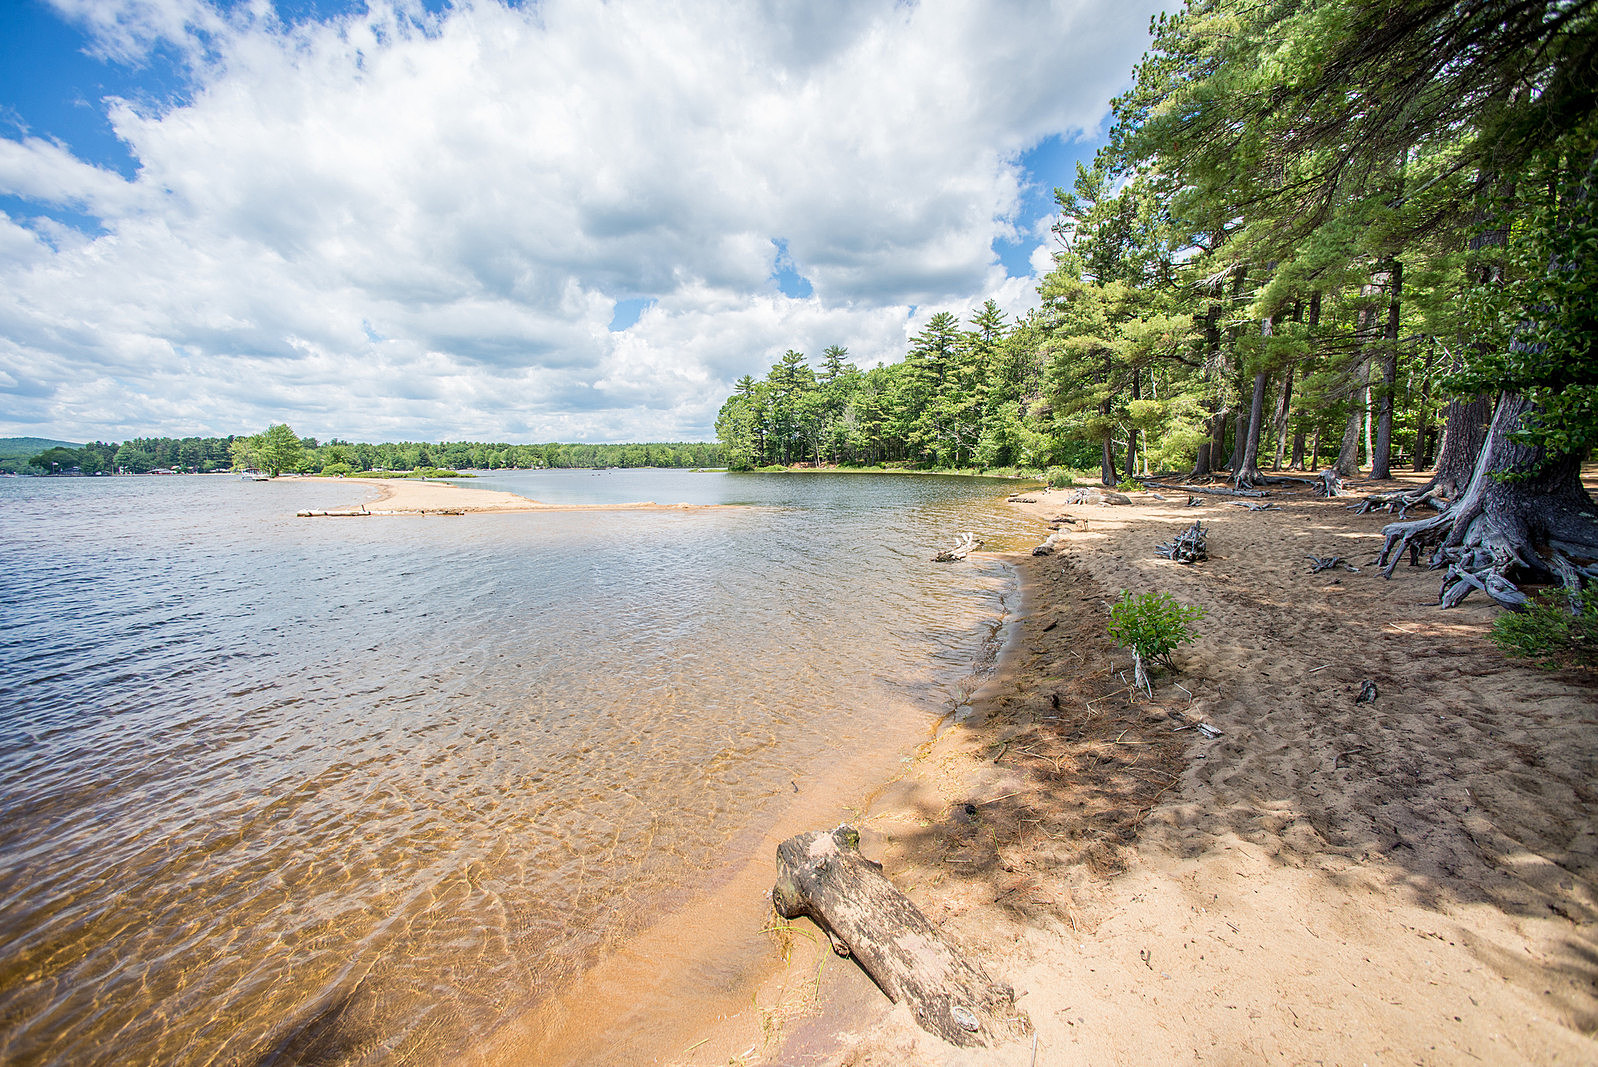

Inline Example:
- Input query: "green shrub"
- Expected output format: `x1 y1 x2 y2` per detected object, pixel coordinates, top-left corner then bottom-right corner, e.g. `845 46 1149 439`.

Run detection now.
1491 588 1598 668
1107 591 1206 667
1119 478 1146 492
1046 466 1076 488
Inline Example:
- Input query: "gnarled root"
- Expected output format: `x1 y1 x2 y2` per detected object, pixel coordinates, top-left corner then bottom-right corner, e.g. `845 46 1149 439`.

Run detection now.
1377 492 1598 610
1352 486 1449 519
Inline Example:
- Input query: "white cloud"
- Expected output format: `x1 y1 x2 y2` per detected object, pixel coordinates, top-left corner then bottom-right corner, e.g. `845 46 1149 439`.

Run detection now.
2 0 1165 442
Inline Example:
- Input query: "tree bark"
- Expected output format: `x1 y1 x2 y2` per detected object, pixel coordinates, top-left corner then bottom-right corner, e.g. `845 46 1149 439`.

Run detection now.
1335 354 1368 476
1377 393 1598 606
1271 363 1294 469
1371 261 1403 479
1124 370 1141 482
1234 314 1272 488
772 826 1028 1047
1189 302 1225 478
1431 395 1493 498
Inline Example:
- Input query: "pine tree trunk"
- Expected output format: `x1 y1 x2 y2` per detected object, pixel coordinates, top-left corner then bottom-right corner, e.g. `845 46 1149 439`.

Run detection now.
1335 355 1368 477
1272 364 1294 469
1372 261 1403 480
1378 393 1598 606
1235 315 1272 488
1431 396 1492 497
1189 302 1224 478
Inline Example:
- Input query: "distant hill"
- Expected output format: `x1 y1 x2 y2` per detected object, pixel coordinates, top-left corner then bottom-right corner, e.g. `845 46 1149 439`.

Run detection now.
0 437 78 461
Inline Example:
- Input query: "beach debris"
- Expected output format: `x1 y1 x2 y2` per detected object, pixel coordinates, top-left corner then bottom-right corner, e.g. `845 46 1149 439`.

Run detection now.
1186 495 1206 507
933 532 982 562
1350 487 1448 519
1032 531 1069 556
1155 520 1208 564
1007 494 1041 503
772 826 1029 1047
1195 721 1224 739
1047 514 1081 529
1307 555 1359 574
1062 488 1132 506
1355 679 1379 704
1174 484 1269 499
1232 501 1280 511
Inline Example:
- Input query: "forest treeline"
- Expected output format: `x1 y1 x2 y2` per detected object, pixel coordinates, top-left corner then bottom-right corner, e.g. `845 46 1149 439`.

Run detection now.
23 434 722 476
717 0 1597 504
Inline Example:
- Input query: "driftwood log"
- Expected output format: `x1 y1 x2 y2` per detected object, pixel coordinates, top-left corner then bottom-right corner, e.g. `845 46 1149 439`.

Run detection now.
1315 469 1345 497
931 532 981 562
772 826 1027 1047
1156 519 1208 563
1062 487 1132 506
1175 483 1269 499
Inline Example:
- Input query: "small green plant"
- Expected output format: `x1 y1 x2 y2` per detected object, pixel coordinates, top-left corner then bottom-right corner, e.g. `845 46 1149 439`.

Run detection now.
1047 466 1076 488
1119 478 1146 492
1107 590 1206 668
1491 588 1598 668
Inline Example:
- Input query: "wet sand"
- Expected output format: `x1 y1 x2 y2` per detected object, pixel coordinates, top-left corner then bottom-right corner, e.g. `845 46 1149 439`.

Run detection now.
669 476 1598 1065
293 476 727 515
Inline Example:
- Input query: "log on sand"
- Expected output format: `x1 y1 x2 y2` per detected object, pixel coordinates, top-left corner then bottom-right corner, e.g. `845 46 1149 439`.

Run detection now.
772 826 1028 1047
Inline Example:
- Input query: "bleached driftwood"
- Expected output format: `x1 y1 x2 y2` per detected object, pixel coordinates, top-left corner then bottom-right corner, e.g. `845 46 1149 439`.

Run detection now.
1062 488 1132 506
932 532 981 562
772 826 1028 1047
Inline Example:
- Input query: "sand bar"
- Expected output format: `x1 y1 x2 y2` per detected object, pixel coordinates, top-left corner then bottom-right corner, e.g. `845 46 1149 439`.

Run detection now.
292 476 727 516
664 476 1598 1065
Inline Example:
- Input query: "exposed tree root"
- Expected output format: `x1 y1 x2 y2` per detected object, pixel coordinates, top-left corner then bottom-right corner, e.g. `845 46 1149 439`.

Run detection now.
1351 486 1449 520
1374 394 1598 609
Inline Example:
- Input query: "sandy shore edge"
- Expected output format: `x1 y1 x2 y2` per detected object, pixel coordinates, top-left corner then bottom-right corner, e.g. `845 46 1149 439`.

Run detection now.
665 477 1598 1065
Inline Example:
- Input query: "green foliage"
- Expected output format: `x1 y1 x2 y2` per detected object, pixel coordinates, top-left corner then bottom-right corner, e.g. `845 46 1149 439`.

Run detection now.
1449 120 1598 471
1491 589 1598 669
1046 467 1076 488
1107 591 1206 668
254 423 303 477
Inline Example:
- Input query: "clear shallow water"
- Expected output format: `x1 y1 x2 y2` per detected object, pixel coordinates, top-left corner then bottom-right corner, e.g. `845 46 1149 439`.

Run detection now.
0 471 1041 1065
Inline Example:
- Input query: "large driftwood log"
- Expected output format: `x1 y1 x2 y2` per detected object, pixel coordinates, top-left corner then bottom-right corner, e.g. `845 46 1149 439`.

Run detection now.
772 826 1027 1047
1062 487 1132 505
1174 483 1269 499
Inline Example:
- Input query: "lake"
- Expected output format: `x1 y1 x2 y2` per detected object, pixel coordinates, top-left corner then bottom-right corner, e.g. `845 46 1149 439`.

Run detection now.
0 469 1041 1065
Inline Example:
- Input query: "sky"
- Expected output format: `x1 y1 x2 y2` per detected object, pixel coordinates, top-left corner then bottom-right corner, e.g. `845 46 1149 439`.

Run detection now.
0 0 1164 445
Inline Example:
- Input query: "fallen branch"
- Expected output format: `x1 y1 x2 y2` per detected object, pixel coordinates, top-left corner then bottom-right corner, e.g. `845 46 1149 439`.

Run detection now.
772 827 1028 1047
1307 555 1359 574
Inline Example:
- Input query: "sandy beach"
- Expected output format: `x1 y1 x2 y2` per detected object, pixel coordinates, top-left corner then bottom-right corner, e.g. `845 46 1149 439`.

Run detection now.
666 476 1598 1065
290 476 726 516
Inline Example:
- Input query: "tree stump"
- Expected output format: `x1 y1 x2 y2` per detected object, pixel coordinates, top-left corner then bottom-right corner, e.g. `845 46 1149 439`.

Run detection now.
771 826 1028 1047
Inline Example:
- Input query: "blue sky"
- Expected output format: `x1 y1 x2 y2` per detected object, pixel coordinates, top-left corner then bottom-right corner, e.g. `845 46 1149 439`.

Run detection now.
0 0 1156 444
